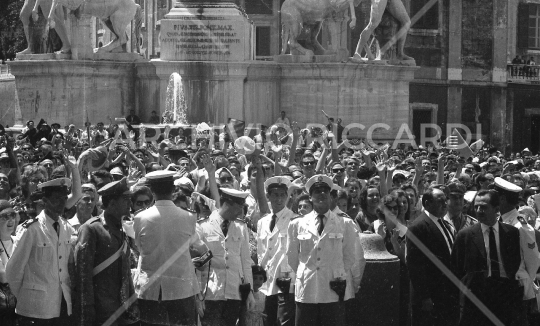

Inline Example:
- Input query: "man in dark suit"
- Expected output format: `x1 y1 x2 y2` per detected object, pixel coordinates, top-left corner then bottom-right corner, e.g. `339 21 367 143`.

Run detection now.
452 189 524 326
407 186 459 326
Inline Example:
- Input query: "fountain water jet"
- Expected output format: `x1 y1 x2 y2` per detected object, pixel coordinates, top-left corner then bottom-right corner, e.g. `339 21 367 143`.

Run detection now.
164 72 188 125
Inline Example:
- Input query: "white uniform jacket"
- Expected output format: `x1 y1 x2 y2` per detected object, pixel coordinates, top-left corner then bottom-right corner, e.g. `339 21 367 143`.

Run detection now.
196 211 253 301
333 207 366 299
502 209 540 300
257 207 296 296
6 211 74 319
287 210 358 303
134 200 200 300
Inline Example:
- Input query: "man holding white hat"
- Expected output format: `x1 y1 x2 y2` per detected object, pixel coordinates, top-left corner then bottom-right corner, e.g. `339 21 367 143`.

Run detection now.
287 174 358 326
134 170 206 326
196 187 256 326
257 176 296 326
6 177 75 325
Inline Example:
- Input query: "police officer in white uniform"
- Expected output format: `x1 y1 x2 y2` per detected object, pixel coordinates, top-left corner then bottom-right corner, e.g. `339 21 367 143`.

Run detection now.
287 175 359 326
134 171 204 326
257 176 296 326
196 187 255 326
494 177 540 304
6 178 74 326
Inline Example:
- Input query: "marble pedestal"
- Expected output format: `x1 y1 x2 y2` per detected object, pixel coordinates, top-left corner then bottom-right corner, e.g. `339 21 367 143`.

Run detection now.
136 60 417 141
9 60 135 126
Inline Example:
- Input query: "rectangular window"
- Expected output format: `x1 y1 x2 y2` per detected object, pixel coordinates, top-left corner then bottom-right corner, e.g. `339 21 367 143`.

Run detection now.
256 26 271 56
410 0 438 30
529 4 540 49
245 0 273 15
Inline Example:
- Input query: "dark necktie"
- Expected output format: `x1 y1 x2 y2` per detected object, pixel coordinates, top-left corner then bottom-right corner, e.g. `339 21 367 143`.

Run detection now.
438 219 454 249
317 214 325 235
221 219 230 237
489 226 500 278
53 221 59 237
270 214 277 232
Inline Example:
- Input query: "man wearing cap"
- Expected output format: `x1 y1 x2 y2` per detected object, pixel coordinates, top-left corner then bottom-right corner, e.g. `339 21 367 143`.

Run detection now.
443 181 477 233
6 178 74 325
257 176 296 326
328 184 366 325
196 187 256 326
493 177 540 308
134 171 205 326
73 178 138 326
287 175 359 326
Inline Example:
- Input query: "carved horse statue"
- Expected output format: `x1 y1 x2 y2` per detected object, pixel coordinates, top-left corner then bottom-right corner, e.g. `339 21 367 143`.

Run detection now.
280 0 361 56
36 0 142 54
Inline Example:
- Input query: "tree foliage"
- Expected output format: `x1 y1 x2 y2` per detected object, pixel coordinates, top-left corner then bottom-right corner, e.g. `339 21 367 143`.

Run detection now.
0 0 26 62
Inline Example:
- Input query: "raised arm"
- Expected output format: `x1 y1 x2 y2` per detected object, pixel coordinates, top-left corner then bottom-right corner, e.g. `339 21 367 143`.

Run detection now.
201 154 220 208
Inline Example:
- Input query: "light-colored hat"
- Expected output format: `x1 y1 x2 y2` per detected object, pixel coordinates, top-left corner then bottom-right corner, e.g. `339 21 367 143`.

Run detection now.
146 170 176 182
234 136 256 155
305 174 333 194
494 177 522 193
38 177 71 190
264 176 292 191
174 177 194 191
220 187 250 205
110 167 124 176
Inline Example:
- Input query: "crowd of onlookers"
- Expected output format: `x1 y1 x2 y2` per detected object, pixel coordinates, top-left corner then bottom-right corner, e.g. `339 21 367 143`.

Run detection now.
1 109 540 326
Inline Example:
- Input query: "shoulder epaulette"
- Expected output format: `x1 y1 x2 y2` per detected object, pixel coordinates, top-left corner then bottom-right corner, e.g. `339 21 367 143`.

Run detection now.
197 216 209 223
235 218 247 224
337 212 352 219
87 216 102 224
21 218 38 229
291 215 304 220
183 208 196 214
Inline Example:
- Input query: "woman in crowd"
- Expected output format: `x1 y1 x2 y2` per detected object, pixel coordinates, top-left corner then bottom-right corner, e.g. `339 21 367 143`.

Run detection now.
356 185 381 231
344 177 362 218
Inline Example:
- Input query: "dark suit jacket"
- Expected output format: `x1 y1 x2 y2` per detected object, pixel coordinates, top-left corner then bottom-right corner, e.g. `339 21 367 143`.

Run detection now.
451 221 523 326
406 212 458 308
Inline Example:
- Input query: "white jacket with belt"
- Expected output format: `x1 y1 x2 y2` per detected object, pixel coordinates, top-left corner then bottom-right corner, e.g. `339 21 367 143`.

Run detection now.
257 207 296 296
196 211 253 301
287 209 359 303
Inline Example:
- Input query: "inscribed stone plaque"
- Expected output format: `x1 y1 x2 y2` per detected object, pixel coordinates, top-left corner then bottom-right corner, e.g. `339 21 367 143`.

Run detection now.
160 3 253 61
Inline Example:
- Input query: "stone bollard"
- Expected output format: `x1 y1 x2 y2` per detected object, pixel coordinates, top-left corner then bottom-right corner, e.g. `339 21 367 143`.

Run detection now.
349 232 400 326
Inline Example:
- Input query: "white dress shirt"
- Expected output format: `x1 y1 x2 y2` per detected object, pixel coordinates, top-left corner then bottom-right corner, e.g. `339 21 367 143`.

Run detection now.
480 222 507 278
424 209 453 253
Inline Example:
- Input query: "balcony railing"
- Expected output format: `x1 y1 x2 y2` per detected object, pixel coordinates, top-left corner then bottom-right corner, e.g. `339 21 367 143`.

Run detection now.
507 64 540 83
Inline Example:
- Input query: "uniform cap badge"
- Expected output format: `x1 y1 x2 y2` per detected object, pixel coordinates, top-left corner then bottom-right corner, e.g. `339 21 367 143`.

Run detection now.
528 242 536 249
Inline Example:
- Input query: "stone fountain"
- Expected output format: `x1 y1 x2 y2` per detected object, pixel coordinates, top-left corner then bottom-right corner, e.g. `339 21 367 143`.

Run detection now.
8 0 417 143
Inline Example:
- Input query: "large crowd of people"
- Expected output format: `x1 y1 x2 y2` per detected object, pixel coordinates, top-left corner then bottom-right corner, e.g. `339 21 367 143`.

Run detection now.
0 111 540 326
